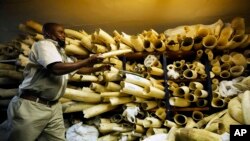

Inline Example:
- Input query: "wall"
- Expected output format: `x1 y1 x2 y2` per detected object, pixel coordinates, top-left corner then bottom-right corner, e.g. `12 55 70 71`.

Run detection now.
0 0 250 42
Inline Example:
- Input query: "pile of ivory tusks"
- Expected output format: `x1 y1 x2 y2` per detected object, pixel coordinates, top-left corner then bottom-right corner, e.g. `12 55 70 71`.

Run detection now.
0 17 249 140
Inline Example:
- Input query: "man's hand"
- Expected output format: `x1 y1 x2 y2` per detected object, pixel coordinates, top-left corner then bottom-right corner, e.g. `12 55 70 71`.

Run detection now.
98 64 111 71
88 54 104 64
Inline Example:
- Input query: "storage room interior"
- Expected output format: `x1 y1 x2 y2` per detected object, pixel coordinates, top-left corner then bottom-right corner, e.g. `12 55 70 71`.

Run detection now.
0 0 250 140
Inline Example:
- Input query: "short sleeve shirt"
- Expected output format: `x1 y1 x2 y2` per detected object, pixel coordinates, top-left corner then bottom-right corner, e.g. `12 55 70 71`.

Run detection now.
19 39 69 101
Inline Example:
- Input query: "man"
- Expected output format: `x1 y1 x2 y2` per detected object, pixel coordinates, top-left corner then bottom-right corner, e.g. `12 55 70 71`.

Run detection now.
0 23 109 141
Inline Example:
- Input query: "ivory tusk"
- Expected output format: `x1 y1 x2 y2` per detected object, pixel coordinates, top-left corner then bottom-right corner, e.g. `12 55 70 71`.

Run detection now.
221 63 231 71
167 127 178 141
154 39 166 52
134 124 145 134
64 29 86 40
25 20 43 33
80 35 93 51
192 111 204 121
173 86 190 97
62 101 94 113
180 37 194 51
69 74 98 82
227 34 248 49
98 122 121 134
97 134 119 141
92 44 108 53
143 39 155 52
212 91 221 98
231 53 247 67
144 86 165 99
65 44 89 56
210 59 220 67
189 81 204 90
184 93 198 102
194 89 208 98
143 117 162 128
83 103 118 118
169 97 191 107
136 118 144 126
196 49 203 60
133 96 147 103
231 17 245 35
96 28 116 45
241 91 250 124
164 120 178 128
101 49 132 58
193 36 203 50
118 42 132 50
202 35 217 49
141 101 158 110
197 28 210 37
147 67 164 76
176 128 222 141
65 37 81 46
103 71 122 82
109 57 123 70
211 97 226 108
220 112 241 133
183 69 198 79
219 70 231 79
174 114 187 126
212 66 221 76
205 49 214 61
130 35 144 52
120 81 151 99
196 99 208 107
205 120 226 134
90 82 107 93
230 65 244 77
166 40 180 51
105 82 121 92
59 97 72 103
155 107 167 120
124 73 151 87
152 128 168 134
120 32 134 47
109 97 133 105
100 92 128 97
64 88 101 103
216 24 234 50
185 117 196 128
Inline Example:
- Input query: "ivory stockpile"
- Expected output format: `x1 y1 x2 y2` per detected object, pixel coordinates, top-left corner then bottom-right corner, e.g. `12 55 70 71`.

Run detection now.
0 17 250 141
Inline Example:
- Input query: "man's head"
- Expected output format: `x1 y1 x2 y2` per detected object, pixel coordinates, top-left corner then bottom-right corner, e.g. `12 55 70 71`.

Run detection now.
42 23 66 47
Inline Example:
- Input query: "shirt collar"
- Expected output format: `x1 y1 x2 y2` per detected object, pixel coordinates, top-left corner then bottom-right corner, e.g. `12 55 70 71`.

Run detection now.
45 39 59 47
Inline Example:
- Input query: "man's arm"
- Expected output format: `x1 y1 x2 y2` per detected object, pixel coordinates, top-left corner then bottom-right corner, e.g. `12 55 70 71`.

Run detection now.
47 54 104 75
76 65 110 74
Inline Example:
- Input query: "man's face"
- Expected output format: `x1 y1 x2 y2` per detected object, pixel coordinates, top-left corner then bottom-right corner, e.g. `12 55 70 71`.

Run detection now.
50 25 66 47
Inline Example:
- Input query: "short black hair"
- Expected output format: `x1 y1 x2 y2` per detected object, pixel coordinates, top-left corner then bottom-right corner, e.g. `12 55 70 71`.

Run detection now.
42 23 62 38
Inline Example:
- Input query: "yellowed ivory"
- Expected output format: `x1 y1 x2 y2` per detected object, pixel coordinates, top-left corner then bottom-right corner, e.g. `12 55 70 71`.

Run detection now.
124 73 151 87
174 114 187 126
65 44 89 56
144 86 165 99
141 101 158 110
109 97 133 105
169 97 191 107
83 103 118 118
64 88 101 103
69 74 98 82
120 81 151 99
64 29 85 40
